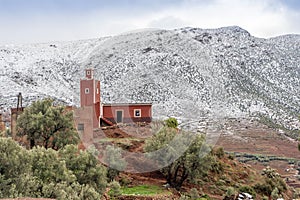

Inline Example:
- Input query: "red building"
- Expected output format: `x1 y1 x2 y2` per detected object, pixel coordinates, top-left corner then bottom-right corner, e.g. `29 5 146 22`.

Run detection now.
80 69 101 128
102 103 152 125
80 69 152 128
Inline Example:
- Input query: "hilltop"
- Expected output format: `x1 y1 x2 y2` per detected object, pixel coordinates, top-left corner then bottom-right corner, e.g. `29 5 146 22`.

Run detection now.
0 26 299 136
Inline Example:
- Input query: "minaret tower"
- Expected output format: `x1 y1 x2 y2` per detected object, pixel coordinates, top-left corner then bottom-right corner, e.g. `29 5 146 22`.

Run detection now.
80 68 101 128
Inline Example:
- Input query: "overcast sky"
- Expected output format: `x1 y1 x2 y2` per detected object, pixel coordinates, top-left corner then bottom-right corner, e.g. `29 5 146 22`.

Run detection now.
0 0 299 45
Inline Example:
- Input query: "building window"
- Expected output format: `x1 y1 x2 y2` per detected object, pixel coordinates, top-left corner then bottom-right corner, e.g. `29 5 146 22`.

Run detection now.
134 109 141 117
97 88 99 94
77 123 84 131
85 88 89 94
86 70 90 75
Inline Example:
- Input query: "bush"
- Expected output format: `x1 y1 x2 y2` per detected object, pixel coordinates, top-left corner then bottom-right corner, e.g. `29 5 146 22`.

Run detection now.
239 185 256 198
179 194 190 200
210 159 224 174
224 187 236 200
165 117 178 128
262 196 269 200
254 167 287 196
213 147 225 159
200 194 211 200
179 192 210 200
271 187 279 200
109 181 122 197
228 153 235 160
189 188 200 199
254 182 272 196
119 176 131 186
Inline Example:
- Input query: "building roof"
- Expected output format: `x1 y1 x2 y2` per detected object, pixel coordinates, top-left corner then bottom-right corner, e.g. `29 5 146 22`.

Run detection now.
102 103 152 106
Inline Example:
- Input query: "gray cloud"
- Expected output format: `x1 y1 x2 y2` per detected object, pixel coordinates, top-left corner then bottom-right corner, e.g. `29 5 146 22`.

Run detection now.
0 0 299 45
148 16 188 29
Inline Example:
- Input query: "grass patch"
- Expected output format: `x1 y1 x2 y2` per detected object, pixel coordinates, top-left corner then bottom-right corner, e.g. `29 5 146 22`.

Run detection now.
121 185 170 196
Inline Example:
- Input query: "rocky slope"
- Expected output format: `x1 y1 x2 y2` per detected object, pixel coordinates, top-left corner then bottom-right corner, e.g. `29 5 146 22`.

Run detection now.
0 26 299 134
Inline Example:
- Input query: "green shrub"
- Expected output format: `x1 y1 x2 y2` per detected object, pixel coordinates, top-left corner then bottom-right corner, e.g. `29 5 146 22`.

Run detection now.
109 181 122 197
164 117 178 128
256 166 287 196
213 147 225 158
216 179 226 186
119 176 131 186
179 194 190 200
210 160 224 174
254 182 272 196
225 186 236 199
262 196 269 200
200 194 211 200
271 187 279 200
228 153 235 160
239 185 256 198
189 188 200 199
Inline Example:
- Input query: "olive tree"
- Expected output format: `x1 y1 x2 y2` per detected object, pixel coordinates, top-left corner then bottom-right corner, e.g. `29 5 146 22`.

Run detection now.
16 98 79 149
0 138 107 199
59 145 107 193
144 126 213 189
0 137 38 198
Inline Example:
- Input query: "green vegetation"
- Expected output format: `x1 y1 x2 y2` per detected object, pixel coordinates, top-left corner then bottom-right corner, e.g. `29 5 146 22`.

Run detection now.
164 117 178 128
233 152 298 164
213 147 225 159
108 180 122 198
239 185 256 198
0 129 10 137
188 188 200 199
180 190 211 200
0 138 107 199
121 185 169 196
1 109 293 199
16 98 79 149
254 166 287 198
59 145 107 192
224 186 237 200
145 126 216 189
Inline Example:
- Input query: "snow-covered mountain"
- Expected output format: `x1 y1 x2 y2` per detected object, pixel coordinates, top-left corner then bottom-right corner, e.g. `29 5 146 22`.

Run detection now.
0 26 299 134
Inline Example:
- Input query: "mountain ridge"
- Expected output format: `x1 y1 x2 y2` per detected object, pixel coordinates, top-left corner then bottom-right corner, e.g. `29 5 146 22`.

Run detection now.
0 26 299 135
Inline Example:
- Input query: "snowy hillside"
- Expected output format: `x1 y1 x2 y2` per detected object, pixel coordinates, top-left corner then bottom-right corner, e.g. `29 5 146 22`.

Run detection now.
0 26 299 134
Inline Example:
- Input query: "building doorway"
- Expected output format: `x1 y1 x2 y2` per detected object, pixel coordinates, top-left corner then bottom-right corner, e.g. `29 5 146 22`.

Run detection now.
116 110 123 123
